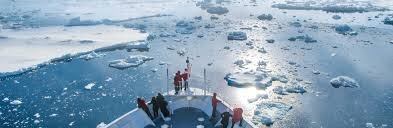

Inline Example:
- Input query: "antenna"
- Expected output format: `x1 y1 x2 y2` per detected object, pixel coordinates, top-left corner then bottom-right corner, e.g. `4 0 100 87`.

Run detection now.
166 65 169 95
204 68 206 96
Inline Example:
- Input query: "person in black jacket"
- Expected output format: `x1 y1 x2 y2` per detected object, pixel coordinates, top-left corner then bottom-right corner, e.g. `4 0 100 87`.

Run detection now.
149 96 159 118
220 111 232 128
156 93 170 117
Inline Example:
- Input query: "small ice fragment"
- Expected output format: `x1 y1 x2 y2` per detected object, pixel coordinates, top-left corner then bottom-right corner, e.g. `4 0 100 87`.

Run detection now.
49 114 58 117
206 6 229 15
10 100 22 105
312 70 320 75
105 77 112 82
332 15 342 20
2 97 9 102
33 113 40 118
228 32 247 40
108 55 154 69
330 76 359 88
257 14 273 21
85 83 95 90
265 39 275 43
69 121 75 126
366 123 374 128
33 120 40 124
286 85 307 94
14 80 19 84
331 53 336 57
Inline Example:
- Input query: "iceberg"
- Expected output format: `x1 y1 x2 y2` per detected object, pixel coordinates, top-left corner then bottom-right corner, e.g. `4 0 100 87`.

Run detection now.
227 32 247 40
109 55 153 69
330 76 359 88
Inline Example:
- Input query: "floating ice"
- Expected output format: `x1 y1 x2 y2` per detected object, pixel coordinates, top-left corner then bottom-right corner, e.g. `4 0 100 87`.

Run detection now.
34 120 40 124
10 100 22 105
105 77 112 82
175 21 196 34
285 85 307 94
265 39 275 43
366 123 374 128
206 6 229 15
252 102 292 126
330 76 359 88
224 73 273 89
108 55 153 69
66 17 102 26
384 16 393 25
248 93 268 103
49 114 58 117
2 97 9 102
34 113 40 118
335 24 356 35
79 52 105 60
332 15 342 20
257 14 273 21
227 31 247 40
289 22 302 27
288 35 317 43
85 83 95 90
272 1 389 13
273 86 287 95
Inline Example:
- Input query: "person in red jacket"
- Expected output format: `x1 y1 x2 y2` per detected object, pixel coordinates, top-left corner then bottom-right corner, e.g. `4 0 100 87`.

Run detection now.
182 68 189 91
174 71 182 94
137 98 153 119
211 93 221 119
231 107 243 128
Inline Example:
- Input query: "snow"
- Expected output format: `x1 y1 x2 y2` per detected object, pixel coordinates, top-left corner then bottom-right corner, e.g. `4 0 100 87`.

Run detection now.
257 14 273 21
330 76 359 88
272 1 389 13
10 100 22 105
252 102 292 126
206 6 229 15
0 25 147 76
108 55 153 69
84 83 95 90
227 31 247 41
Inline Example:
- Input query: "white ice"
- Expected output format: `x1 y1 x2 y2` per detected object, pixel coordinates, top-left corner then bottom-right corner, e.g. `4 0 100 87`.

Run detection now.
10 100 22 105
0 25 147 75
330 76 360 88
252 101 292 126
108 55 154 69
84 83 96 90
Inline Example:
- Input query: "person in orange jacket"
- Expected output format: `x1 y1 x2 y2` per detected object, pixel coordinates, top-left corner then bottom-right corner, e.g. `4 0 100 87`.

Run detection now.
211 93 221 119
182 68 189 91
174 71 182 94
137 98 153 119
231 107 243 128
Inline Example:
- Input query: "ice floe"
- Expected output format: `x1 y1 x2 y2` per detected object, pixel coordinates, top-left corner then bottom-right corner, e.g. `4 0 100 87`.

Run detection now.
248 93 268 103
175 21 196 34
330 76 359 88
227 31 247 40
252 101 292 126
108 55 153 69
384 16 393 25
79 52 105 60
272 1 389 13
332 15 342 20
66 17 103 27
84 83 95 90
335 24 357 35
206 6 229 15
257 14 273 21
288 35 317 43
10 100 22 105
0 25 147 77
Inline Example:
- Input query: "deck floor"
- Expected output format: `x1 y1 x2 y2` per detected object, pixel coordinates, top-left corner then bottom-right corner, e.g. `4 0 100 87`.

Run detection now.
147 107 221 128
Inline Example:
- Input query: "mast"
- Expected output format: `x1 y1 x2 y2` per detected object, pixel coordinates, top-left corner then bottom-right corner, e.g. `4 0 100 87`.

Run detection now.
204 68 206 96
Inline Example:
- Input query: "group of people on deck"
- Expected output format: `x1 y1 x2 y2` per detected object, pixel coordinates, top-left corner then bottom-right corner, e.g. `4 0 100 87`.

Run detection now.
173 68 190 95
137 93 170 120
211 93 244 128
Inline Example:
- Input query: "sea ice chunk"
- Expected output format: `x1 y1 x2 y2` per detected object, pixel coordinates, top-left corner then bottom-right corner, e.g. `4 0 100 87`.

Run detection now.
97 122 107 128
330 76 359 88
175 21 196 34
257 14 273 21
252 102 292 126
79 52 105 60
109 55 153 69
10 100 22 105
384 16 393 25
206 6 229 15
335 24 356 35
227 32 247 40
85 83 95 90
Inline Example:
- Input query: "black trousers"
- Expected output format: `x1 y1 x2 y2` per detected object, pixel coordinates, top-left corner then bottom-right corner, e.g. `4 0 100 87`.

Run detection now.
221 122 228 128
231 118 243 128
184 80 188 90
212 106 217 118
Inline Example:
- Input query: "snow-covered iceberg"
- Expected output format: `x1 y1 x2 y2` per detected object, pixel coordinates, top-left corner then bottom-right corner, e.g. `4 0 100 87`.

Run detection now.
330 76 359 88
109 55 153 69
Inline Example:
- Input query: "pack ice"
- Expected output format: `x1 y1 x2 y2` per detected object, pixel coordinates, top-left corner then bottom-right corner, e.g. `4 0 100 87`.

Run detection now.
109 55 153 69
271 1 389 13
252 102 292 126
330 76 359 88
